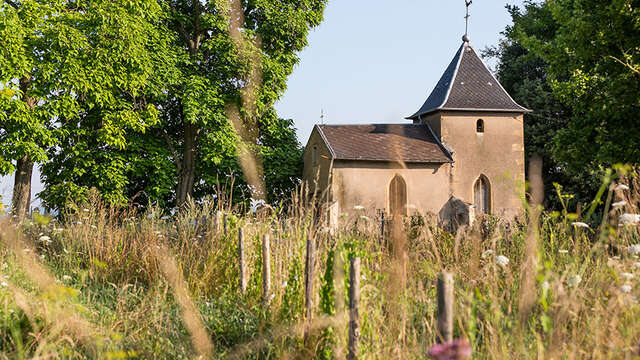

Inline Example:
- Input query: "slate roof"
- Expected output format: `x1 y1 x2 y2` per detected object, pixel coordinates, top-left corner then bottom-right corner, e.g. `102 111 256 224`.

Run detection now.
407 42 530 119
316 124 452 163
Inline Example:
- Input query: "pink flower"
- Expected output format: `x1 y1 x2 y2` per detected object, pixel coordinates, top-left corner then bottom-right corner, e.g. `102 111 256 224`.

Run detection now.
428 339 472 360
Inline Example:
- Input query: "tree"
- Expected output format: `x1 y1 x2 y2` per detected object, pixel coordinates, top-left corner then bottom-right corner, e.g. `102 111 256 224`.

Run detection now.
37 0 325 211
158 0 326 207
1 0 167 215
521 0 640 179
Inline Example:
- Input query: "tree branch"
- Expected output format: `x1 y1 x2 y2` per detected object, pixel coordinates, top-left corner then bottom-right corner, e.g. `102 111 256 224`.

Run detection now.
4 0 20 9
162 130 182 170
606 55 640 75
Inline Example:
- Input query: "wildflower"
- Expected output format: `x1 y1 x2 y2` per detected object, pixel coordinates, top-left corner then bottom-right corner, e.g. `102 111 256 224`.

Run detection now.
83 208 90 212
359 215 370 221
428 338 472 360
612 201 627 208
1 281 7 287
146 213 154 219
634 262 640 269
282 281 288 289
39 254 45 260
568 275 582 287
615 184 630 191
91 225 97 230
621 272 634 280
353 205 365 211
620 214 640 226
571 222 590 228
495 255 509 267
541 281 550 291
481 249 494 259
76 221 83 225
250 198 266 213
62 275 72 281
629 244 640 256
620 285 632 294
39 235 51 243
559 249 569 254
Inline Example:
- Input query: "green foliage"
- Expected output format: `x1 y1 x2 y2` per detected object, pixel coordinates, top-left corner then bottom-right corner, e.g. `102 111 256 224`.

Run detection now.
36 0 324 211
508 0 640 206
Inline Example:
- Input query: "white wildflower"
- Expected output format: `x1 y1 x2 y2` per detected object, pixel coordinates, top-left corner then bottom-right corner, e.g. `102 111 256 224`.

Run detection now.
621 272 635 280
39 254 45 260
359 215 370 221
282 281 288 289
353 205 365 211
83 208 90 212
634 262 640 269
620 214 640 226
620 285 632 294
572 222 590 228
495 255 509 267
39 235 51 243
1 281 7 287
62 275 72 281
91 225 97 230
612 201 627 208
615 184 630 191
250 198 266 213
541 281 550 291
567 275 582 287
629 244 640 256
481 249 494 259
559 249 569 254
76 221 83 225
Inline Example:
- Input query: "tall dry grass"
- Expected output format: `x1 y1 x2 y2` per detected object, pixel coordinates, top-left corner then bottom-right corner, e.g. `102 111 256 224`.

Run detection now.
1 170 640 359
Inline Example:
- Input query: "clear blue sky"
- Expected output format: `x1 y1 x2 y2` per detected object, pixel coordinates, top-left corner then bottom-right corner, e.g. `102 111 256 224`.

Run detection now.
0 0 527 209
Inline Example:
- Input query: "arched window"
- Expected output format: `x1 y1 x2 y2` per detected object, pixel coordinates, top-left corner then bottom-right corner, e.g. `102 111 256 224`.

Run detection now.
389 174 407 216
476 119 484 133
473 175 491 214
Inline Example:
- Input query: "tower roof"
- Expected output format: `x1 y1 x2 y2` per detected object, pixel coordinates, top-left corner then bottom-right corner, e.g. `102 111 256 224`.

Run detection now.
407 42 530 120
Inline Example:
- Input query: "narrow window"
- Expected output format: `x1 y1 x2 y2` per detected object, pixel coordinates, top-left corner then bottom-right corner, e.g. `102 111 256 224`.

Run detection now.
473 175 491 214
312 145 319 166
476 119 484 133
389 174 407 216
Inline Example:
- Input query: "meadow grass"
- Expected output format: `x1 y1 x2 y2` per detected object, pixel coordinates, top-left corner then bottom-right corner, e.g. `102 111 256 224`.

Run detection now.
1 180 640 359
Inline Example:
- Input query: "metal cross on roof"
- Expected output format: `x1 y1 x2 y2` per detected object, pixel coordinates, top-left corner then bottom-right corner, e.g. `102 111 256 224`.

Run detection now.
464 0 473 42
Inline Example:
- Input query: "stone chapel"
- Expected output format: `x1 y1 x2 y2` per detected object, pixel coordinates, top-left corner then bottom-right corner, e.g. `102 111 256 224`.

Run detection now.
302 37 529 225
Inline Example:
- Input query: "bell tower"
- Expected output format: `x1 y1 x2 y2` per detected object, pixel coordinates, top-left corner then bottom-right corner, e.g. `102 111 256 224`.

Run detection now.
406 35 529 217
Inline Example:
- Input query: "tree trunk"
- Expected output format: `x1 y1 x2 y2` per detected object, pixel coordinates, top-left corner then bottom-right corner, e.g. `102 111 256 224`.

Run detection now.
176 122 197 206
12 77 36 220
12 155 33 219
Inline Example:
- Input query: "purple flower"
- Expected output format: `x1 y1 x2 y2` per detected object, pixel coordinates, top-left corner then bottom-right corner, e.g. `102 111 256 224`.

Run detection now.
428 339 472 360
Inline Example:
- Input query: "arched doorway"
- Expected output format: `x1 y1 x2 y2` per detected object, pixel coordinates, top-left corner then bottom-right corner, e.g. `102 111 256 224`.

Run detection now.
389 175 407 216
473 175 491 215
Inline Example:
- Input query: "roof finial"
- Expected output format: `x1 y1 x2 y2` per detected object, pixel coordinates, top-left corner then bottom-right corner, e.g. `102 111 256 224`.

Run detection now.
463 0 472 43
320 108 325 125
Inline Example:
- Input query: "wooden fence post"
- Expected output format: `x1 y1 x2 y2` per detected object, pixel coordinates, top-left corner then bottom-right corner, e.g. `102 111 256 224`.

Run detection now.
437 272 454 343
238 227 247 294
262 233 271 304
223 213 229 235
348 257 361 360
304 234 315 337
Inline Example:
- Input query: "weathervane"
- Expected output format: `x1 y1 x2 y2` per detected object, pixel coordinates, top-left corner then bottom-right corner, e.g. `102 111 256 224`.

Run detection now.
320 108 325 125
463 0 472 42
